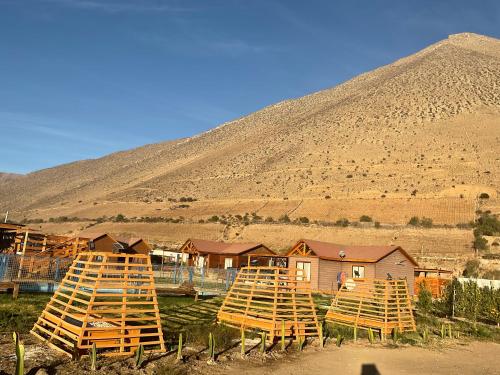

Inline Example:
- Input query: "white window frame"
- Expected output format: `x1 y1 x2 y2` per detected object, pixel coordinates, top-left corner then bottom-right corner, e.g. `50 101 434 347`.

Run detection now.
352 265 365 278
296 261 311 281
224 257 233 269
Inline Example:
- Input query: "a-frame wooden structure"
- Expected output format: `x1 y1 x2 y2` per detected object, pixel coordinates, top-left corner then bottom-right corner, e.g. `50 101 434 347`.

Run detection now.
325 278 416 338
217 267 320 341
31 252 165 357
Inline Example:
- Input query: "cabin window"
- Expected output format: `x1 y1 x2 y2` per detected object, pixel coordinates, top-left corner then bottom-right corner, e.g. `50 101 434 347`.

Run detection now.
296 261 311 281
352 265 365 278
224 257 233 269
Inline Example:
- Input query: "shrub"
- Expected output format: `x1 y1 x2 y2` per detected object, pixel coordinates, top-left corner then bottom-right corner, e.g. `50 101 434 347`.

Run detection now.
408 216 420 226
479 193 490 199
420 217 433 228
264 216 274 223
334 218 349 227
473 236 488 251
463 260 480 278
359 215 373 222
374 221 381 228
416 284 433 313
207 215 219 223
298 217 309 224
278 214 291 223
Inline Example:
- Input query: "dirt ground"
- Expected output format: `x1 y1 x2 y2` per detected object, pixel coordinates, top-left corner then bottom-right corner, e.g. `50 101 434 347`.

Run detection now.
1 333 499 375
218 341 500 375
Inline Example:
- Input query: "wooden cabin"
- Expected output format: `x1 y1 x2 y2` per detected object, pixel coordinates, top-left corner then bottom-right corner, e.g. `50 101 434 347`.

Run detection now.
88 234 151 255
287 239 418 294
179 239 275 269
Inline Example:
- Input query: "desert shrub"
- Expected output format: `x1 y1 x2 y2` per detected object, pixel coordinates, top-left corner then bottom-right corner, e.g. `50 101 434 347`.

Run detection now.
325 195 331 199
420 217 433 228
207 215 219 223
359 215 373 222
463 260 480 278
298 216 309 224
473 235 488 251
264 216 274 223
475 213 500 236
408 216 420 226
334 218 349 227
374 221 381 228
479 193 490 199
278 214 291 223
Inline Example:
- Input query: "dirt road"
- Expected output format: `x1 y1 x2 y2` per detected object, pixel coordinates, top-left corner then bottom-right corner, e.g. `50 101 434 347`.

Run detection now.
221 341 500 375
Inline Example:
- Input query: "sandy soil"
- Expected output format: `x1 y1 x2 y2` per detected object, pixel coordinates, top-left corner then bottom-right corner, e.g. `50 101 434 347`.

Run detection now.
1 333 499 375
220 341 500 375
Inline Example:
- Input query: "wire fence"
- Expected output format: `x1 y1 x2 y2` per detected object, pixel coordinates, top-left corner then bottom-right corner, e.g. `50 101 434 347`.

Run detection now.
153 264 238 292
0 255 239 295
0 254 73 292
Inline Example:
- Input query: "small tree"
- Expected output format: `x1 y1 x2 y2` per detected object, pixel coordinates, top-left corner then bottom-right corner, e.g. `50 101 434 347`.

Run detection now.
359 215 373 222
416 283 433 313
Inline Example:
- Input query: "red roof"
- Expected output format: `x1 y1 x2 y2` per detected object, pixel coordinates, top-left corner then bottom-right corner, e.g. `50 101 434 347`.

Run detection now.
289 239 418 265
183 239 274 256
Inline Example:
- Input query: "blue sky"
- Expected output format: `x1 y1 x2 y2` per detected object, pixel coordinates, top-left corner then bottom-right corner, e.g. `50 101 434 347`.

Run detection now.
1 0 499 174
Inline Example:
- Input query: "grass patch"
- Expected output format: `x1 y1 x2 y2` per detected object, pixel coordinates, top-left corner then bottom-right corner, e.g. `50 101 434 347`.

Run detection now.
0 293 50 333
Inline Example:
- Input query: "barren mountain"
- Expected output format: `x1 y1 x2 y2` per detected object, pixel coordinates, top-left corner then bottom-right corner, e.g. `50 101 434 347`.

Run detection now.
1 33 499 225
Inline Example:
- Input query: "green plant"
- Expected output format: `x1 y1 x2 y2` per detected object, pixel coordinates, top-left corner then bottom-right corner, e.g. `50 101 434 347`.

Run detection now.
260 332 266 353
416 283 433 313
177 333 183 361
336 333 344 347
208 332 215 361
240 329 245 358
367 328 375 344
440 324 446 339
408 216 420 226
135 344 144 369
13 332 24 375
319 323 324 348
392 327 399 344
89 342 97 371
447 324 452 338
420 217 433 228
297 336 305 351
422 327 429 343
353 326 357 341
281 320 286 351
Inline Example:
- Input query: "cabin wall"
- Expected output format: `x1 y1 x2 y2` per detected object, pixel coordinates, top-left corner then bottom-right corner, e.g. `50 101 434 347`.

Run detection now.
288 255 320 290
91 236 117 252
375 251 415 294
128 241 150 255
317 260 375 291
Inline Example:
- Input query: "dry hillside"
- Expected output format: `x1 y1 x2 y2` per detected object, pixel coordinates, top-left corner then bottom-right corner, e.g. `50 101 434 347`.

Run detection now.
1 32 499 229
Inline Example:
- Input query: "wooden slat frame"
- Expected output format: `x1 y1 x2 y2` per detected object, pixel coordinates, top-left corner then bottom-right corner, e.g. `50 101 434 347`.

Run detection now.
31 252 165 357
325 278 416 336
217 266 320 341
